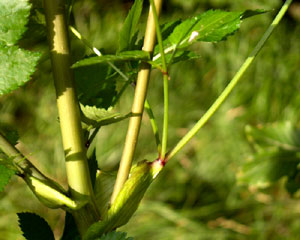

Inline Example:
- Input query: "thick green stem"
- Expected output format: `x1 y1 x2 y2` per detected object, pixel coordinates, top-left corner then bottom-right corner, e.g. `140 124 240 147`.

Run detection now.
166 0 293 161
44 0 99 234
111 0 163 204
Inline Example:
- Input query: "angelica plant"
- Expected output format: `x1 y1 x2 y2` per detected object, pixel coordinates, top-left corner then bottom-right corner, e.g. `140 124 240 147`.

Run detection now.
0 0 293 239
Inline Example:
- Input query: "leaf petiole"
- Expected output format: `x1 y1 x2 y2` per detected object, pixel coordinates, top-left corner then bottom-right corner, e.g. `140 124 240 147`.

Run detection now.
166 0 293 161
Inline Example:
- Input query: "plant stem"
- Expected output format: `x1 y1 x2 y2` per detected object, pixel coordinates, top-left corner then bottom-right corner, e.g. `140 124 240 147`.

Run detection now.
44 0 99 234
111 0 163 204
144 100 161 153
70 26 161 152
0 133 57 184
149 0 169 159
166 0 293 161
70 26 129 81
0 133 77 207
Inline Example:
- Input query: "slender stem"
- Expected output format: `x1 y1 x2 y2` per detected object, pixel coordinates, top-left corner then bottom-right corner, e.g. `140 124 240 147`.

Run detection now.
149 0 169 159
111 0 163 204
144 100 161 153
44 0 99 234
0 133 59 185
166 0 293 161
70 26 129 81
161 75 169 159
0 133 79 207
70 26 161 152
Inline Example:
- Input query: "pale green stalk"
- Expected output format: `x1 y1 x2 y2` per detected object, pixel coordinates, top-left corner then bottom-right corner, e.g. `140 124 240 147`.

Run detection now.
0 133 81 209
70 26 161 152
111 0 163 204
166 0 293 161
149 0 169 159
44 0 99 234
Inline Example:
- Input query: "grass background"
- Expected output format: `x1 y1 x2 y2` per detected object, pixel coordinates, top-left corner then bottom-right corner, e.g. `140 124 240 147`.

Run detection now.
1 0 300 239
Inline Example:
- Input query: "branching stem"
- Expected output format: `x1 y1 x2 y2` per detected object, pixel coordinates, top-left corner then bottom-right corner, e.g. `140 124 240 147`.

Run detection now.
166 0 293 161
70 26 161 154
111 0 163 204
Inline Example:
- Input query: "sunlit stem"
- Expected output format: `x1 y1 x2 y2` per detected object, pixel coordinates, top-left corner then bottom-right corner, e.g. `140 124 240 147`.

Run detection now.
0 133 82 210
166 0 293 161
111 0 163 204
44 0 100 234
70 26 161 151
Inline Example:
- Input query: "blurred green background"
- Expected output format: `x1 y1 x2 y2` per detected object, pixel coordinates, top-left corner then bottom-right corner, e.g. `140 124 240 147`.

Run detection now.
1 0 300 239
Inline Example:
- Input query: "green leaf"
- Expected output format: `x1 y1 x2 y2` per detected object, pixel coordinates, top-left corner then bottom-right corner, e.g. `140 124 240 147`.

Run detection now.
135 20 182 51
238 151 300 188
72 51 150 68
98 231 133 240
0 163 15 192
18 212 55 240
241 9 267 20
0 0 31 45
119 0 143 52
0 0 41 96
0 44 40 95
81 105 131 130
154 9 264 58
74 64 117 108
245 122 300 152
160 20 182 40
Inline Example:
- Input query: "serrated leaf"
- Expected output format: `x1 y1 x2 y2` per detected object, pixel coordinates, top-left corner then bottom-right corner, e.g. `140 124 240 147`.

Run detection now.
119 0 143 52
172 9 263 46
0 43 40 96
154 9 264 59
0 163 16 192
0 0 41 96
0 0 31 45
74 64 117 108
72 51 150 68
245 122 300 152
237 151 300 188
98 231 133 240
81 105 131 130
18 212 55 240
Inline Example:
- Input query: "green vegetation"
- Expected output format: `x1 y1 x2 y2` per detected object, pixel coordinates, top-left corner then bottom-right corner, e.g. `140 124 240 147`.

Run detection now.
1 0 300 239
